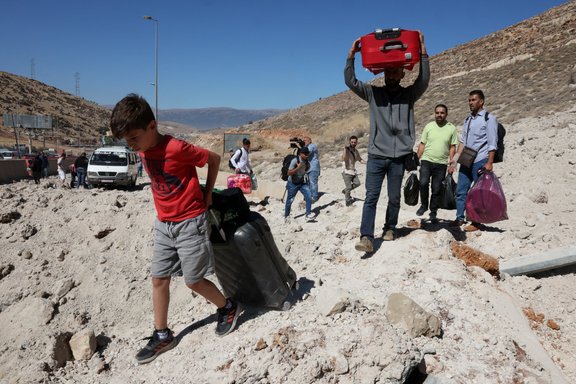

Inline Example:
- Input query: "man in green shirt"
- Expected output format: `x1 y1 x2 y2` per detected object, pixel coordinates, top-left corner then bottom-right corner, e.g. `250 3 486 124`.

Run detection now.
416 104 458 223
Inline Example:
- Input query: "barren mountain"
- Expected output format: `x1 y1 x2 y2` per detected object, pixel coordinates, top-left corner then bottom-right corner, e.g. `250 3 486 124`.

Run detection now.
0 72 110 147
238 0 576 144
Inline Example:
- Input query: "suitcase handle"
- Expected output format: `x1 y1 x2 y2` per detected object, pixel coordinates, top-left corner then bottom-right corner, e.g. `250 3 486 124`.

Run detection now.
374 28 401 40
380 40 407 51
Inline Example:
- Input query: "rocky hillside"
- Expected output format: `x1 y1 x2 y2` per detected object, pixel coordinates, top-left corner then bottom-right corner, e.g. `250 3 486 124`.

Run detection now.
239 1 576 144
0 72 110 147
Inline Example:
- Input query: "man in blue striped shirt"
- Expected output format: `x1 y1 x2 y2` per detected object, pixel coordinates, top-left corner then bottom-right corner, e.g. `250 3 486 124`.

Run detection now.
450 90 499 232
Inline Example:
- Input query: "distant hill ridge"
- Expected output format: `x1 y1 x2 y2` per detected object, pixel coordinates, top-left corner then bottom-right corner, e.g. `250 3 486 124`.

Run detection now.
159 107 286 130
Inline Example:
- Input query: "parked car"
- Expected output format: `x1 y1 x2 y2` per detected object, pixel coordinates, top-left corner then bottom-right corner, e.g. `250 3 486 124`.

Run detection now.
0 149 16 159
86 146 138 188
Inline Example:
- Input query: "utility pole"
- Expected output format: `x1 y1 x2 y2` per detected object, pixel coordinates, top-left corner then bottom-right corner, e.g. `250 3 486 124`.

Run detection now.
144 16 159 121
75 72 80 96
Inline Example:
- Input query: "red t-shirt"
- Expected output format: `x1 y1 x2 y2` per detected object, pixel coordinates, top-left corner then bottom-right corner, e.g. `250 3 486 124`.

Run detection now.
141 135 209 222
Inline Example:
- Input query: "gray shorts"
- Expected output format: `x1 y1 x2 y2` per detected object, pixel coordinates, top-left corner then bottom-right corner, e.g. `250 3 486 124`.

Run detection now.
151 211 214 285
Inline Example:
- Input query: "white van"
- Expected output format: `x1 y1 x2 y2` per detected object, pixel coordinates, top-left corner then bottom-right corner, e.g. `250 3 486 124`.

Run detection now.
87 146 139 188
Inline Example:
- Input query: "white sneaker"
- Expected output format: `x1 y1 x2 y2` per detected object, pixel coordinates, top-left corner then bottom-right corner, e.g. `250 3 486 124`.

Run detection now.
305 214 316 222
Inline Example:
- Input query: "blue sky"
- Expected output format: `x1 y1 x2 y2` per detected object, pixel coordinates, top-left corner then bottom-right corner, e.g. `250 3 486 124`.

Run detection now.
1 0 567 110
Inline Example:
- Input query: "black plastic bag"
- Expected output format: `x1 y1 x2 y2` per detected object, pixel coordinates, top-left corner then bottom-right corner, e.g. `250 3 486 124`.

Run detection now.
403 172 419 206
404 152 420 172
438 173 457 210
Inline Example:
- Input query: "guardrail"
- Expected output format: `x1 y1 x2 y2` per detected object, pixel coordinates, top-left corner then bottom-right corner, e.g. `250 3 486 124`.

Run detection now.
0 158 76 184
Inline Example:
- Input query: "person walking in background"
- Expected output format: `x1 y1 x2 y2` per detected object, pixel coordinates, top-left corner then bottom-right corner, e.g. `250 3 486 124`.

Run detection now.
303 136 320 202
284 146 315 223
40 151 49 178
416 104 458 223
110 93 241 365
449 90 499 232
69 163 77 188
341 135 366 206
137 155 143 177
74 152 89 188
230 138 253 175
57 152 67 186
345 31 429 252
31 153 43 184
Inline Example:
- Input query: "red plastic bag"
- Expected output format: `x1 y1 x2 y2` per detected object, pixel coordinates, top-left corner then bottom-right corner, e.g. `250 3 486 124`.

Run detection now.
227 174 251 194
465 171 508 224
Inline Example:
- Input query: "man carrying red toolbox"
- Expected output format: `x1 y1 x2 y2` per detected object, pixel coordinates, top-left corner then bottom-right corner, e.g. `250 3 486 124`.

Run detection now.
344 30 429 253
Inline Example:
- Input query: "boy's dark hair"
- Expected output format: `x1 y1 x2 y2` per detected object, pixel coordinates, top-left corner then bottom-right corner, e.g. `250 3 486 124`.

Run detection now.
469 90 485 100
349 135 358 141
435 104 448 114
242 138 251 145
110 93 155 139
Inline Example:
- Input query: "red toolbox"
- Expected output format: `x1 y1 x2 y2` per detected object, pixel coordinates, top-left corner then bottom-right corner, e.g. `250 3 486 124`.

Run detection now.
360 28 420 74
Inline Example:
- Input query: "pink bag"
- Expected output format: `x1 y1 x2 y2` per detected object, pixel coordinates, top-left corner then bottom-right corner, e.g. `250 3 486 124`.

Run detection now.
465 171 508 224
227 174 251 194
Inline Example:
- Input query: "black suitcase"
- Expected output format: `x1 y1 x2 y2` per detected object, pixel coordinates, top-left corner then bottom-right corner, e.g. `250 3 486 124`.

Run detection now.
210 211 298 310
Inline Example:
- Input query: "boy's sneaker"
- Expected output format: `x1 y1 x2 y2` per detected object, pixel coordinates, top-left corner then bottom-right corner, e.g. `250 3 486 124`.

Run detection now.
135 329 176 364
429 212 439 224
355 236 373 253
215 299 241 336
305 213 316 222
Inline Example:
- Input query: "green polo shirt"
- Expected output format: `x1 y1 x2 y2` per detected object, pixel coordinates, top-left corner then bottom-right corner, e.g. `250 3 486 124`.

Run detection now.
420 121 458 164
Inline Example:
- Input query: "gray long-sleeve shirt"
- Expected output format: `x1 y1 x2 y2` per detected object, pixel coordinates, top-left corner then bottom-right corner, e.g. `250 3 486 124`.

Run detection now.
344 55 430 159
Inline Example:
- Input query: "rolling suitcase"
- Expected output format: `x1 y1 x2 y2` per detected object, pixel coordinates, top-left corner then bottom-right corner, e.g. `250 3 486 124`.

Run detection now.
210 211 298 310
360 28 420 74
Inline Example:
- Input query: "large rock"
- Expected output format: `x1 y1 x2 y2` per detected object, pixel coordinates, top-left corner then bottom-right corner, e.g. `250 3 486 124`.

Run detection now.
69 328 97 360
53 278 75 299
7 297 55 329
316 287 349 317
386 292 442 338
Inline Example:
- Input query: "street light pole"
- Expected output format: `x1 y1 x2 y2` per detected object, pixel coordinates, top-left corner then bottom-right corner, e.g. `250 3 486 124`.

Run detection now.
143 16 159 122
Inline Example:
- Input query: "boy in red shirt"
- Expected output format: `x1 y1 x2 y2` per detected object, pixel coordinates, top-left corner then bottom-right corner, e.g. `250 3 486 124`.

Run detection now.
110 94 240 364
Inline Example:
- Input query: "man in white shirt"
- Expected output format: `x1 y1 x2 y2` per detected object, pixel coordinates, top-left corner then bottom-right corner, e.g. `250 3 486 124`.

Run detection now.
230 138 253 175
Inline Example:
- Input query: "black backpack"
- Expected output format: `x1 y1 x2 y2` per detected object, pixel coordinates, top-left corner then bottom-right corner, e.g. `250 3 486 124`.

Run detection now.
281 154 298 181
228 148 242 170
485 112 506 163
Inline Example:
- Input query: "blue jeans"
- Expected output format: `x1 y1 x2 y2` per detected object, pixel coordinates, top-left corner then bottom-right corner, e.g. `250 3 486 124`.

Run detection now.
76 167 86 188
360 156 405 239
284 180 312 217
308 170 320 201
455 159 487 221
419 160 447 214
